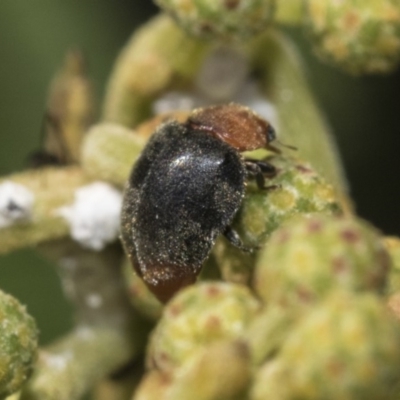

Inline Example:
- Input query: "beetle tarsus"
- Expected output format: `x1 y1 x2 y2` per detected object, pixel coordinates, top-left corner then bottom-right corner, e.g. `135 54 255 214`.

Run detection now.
245 159 277 190
223 226 255 253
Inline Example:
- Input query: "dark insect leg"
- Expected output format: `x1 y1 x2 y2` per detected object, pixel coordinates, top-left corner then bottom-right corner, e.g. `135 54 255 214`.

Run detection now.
223 226 255 253
245 159 278 190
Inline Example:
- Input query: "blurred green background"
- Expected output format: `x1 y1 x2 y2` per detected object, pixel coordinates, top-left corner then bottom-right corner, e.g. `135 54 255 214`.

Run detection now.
0 1 399 345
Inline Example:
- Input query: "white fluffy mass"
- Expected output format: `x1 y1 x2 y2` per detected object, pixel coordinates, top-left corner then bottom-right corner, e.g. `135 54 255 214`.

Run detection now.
58 182 123 251
0 181 35 228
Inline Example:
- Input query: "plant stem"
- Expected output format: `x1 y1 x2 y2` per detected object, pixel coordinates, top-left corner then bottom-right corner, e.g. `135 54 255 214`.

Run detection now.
0 167 89 255
21 242 151 400
102 14 211 128
274 0 304 26
249 29 353 211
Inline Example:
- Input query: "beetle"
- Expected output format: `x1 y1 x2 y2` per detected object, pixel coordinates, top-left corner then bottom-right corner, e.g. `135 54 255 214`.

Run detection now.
121 104 279 303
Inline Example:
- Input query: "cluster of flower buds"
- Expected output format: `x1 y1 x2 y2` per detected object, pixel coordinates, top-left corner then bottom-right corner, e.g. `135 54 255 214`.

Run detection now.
156 0 400 74
1 1 400 398
0 290 38 397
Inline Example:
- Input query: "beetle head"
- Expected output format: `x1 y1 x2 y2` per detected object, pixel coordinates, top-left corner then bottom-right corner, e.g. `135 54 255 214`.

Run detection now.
187 103 276 152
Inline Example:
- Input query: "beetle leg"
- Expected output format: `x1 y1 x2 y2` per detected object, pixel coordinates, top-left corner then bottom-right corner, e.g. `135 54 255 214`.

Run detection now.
245 159 278 190
223 226 256 253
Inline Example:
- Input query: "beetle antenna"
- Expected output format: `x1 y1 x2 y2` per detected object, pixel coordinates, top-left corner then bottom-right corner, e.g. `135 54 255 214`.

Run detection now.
276 139 297 151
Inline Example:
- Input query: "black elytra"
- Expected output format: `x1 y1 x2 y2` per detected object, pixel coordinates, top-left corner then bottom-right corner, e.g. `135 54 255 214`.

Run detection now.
121 120 275 303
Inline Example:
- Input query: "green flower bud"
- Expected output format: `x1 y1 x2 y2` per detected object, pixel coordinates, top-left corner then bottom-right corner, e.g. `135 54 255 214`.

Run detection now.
147 282 260 372
304 0 400 74
136 341 251 400
385 236 400 293
214 155 341 286
81 123 145 188
166 341 251 400
234 155 340 247
251 292 400 400
121 254 221 322
254 214 390 307
245 304 295 365
388 292 400 321
0 290 38 397
250 359 290 400
155 0 275 40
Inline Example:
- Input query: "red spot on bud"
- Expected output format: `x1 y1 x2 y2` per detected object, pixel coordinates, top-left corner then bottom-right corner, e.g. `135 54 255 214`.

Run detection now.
225 0 240 9
205 315 222 331
307 219 323 233
296 286 314 303
205 284 222 297
340 229 360 243
277 229 290 244
168 303 183 317
332 256 348 274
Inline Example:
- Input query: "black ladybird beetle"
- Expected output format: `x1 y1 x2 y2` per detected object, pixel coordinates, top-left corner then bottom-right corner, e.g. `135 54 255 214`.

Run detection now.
121 104 278 303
